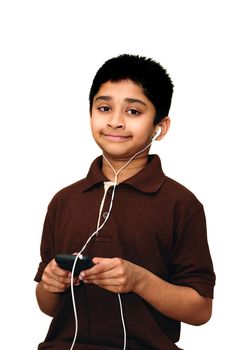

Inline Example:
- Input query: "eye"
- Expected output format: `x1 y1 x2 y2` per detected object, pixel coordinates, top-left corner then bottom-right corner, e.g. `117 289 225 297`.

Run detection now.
97 106 111 112
127 108 141 116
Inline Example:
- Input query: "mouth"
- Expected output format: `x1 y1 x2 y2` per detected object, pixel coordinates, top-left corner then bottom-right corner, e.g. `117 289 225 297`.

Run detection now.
102 133 132 142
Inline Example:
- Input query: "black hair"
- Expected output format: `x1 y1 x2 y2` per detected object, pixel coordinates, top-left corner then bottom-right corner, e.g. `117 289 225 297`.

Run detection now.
89 54 174 124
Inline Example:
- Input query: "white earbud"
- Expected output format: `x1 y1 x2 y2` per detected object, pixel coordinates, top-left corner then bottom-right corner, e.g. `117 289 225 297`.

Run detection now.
151 126 162 140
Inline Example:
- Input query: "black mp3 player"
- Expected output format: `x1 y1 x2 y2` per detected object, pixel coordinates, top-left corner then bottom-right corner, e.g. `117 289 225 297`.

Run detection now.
55 254 94 276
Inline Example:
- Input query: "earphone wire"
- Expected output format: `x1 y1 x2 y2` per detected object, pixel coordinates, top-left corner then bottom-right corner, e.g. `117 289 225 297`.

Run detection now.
69 130 160 350
69 178 118 350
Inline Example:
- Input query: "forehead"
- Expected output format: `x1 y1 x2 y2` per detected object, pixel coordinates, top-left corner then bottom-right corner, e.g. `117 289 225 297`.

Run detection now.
94 79 148 102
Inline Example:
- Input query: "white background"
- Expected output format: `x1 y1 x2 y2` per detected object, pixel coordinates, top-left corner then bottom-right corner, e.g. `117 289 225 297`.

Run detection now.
0 1 231 349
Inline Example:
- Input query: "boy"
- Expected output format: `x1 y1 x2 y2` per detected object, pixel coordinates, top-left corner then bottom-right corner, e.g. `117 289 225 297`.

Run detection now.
35 54 215 350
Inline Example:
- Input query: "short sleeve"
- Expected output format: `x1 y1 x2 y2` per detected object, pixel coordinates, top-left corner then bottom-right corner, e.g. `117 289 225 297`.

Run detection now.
171 203 215 298
34 201 56 282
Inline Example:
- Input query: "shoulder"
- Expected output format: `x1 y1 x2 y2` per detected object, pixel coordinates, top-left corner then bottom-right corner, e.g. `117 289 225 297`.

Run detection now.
48 178 86 209
56 178 86 196
164 176 199 199
163 176 204 215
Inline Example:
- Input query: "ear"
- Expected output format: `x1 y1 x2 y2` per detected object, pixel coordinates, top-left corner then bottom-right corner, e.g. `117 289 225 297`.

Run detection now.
153 116 171 141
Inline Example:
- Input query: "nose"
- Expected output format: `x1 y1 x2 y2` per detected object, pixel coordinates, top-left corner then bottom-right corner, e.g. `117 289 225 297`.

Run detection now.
107 110 125 129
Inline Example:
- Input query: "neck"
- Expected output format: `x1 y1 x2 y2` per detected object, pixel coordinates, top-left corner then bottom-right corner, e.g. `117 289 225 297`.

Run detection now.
102 153 149 183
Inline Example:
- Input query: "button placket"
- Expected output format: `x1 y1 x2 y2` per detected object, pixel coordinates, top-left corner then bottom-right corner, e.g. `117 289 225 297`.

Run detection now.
96 186 114 240
102 187 112 221
103 186 114 220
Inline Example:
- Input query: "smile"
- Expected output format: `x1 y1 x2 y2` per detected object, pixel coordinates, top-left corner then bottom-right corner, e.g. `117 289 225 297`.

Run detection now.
102 133 132 142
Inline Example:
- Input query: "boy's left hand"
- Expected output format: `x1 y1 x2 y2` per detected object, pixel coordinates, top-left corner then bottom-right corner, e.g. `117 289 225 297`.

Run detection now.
79 257 143 294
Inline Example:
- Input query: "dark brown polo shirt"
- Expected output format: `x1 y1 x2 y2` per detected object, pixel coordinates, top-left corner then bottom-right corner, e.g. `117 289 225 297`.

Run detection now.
35 154 215 350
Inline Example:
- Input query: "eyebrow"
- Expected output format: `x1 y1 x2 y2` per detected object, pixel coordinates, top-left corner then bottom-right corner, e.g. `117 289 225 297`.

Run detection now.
94 96 147 106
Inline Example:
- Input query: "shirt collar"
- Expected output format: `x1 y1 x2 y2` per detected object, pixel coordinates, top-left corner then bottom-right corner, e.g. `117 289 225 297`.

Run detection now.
82 154 166 194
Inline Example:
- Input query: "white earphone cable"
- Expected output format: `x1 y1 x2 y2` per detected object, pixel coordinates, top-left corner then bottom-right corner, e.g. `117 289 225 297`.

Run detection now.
69 129 161 350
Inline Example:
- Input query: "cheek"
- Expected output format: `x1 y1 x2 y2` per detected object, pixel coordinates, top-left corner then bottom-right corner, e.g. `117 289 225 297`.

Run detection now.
90 115 99 131
130 120 154 139
90 116 104 140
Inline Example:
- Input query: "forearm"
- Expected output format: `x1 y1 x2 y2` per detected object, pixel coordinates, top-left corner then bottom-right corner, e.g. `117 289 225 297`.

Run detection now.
36 281 62 317
79 257 212 325
134 267 212 325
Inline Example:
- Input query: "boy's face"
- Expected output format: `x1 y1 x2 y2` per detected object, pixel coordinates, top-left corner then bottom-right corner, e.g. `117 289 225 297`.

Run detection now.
90 79 157 160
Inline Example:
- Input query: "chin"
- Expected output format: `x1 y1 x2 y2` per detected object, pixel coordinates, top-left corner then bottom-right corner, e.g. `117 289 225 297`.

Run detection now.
97 140 149 160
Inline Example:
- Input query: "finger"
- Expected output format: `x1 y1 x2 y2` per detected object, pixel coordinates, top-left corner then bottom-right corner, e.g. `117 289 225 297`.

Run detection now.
80 258 117 279
81 265 126 283
80 269 117 282
47 260 74 282
48 268 72 284
80 258 125 281
42 271 80 290
44 266 74 286
92 257 116 267
42 274 70 292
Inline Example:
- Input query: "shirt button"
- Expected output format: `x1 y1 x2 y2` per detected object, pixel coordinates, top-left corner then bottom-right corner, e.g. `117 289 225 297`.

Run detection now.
102 211 108 219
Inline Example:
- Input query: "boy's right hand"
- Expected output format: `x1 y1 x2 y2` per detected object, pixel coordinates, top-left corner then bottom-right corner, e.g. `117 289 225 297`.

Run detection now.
41 258 80 293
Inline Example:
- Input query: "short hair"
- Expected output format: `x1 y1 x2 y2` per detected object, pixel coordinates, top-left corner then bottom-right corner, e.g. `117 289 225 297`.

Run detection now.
89 54 174 124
